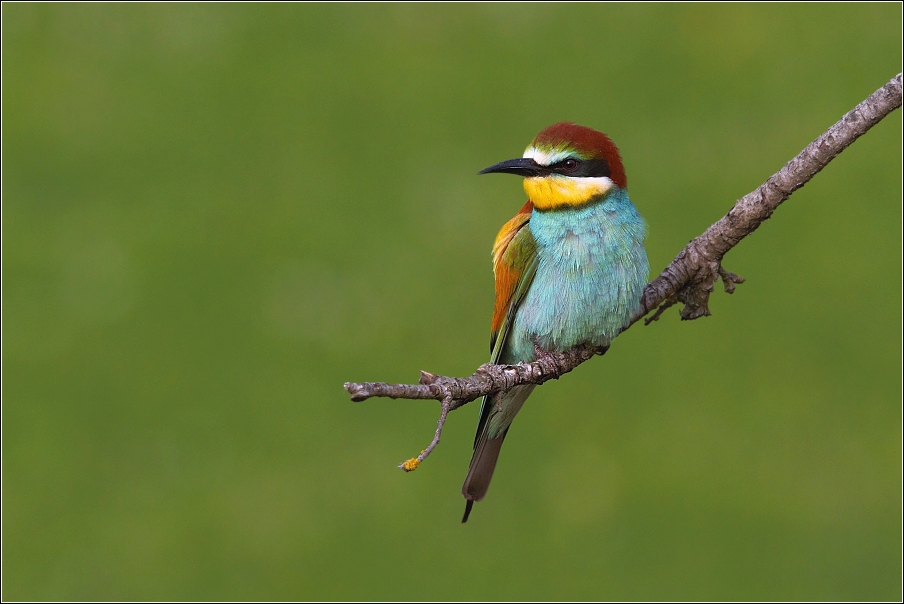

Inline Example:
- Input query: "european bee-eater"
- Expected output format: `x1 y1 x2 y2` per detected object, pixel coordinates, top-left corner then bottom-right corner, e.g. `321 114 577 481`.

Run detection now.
462 122 648 523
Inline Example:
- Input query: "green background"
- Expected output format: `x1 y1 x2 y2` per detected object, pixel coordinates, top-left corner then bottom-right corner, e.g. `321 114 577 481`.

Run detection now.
3 4 900 601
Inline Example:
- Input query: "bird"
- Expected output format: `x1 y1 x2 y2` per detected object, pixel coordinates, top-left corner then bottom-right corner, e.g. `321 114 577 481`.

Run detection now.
461 122 649 523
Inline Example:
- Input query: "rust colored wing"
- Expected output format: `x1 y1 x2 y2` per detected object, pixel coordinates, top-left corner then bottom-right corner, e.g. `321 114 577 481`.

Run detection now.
488 201 538 362
473 201 537 446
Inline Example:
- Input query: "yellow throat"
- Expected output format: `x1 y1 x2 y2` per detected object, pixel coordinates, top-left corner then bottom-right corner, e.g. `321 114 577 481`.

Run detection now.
523 175 615 210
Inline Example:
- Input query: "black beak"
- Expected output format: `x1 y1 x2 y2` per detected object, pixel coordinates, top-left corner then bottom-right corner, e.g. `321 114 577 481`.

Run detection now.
478 157 549 177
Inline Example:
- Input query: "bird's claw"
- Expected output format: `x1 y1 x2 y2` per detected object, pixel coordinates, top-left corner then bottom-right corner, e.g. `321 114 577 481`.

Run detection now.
531 337 558 366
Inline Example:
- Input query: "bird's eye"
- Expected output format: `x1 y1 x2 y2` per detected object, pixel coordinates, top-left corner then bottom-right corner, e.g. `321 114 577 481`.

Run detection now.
562 159 578 172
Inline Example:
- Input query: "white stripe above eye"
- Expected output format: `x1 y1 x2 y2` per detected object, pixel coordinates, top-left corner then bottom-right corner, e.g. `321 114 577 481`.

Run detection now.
523 146 571 167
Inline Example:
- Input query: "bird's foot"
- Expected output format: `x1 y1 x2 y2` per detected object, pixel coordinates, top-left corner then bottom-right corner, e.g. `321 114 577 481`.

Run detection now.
531 338 563 374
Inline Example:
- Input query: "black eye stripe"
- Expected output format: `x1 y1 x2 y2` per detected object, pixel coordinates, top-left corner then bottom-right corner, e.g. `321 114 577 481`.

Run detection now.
550 158 611 178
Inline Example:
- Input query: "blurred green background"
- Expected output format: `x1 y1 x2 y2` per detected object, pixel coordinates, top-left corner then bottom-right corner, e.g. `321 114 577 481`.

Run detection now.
2 3 900 601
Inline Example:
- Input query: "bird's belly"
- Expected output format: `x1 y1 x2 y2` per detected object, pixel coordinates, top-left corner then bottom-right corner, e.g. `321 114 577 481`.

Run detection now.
503 210 647 364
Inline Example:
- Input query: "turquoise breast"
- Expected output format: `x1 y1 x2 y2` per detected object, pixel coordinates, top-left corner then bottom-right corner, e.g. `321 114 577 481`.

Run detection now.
502 188 648 364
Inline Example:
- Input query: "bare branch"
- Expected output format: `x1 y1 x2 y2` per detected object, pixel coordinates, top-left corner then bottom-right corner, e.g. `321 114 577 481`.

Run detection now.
632 73 903 323
344 73 902 468
345 344 604 406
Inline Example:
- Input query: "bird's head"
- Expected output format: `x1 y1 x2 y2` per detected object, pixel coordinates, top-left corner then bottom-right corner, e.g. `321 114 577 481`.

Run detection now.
479 122 626 211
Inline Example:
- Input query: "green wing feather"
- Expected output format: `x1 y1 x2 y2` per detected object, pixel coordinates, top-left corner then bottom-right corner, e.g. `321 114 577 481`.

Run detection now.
475 223 538 445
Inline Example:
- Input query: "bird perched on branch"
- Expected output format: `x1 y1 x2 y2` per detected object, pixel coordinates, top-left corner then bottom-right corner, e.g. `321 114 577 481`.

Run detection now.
462 123 648 522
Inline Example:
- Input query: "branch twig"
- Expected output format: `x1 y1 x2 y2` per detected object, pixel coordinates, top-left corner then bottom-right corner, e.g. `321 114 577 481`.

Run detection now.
344 73 903 469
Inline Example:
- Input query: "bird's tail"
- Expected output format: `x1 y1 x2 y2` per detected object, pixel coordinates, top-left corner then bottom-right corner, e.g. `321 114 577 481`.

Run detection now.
461 429 507 523
461 384 534 523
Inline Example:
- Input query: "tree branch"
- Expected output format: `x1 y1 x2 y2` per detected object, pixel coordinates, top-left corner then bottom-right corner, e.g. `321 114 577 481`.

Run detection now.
635 73 903 323
344 73 902 470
